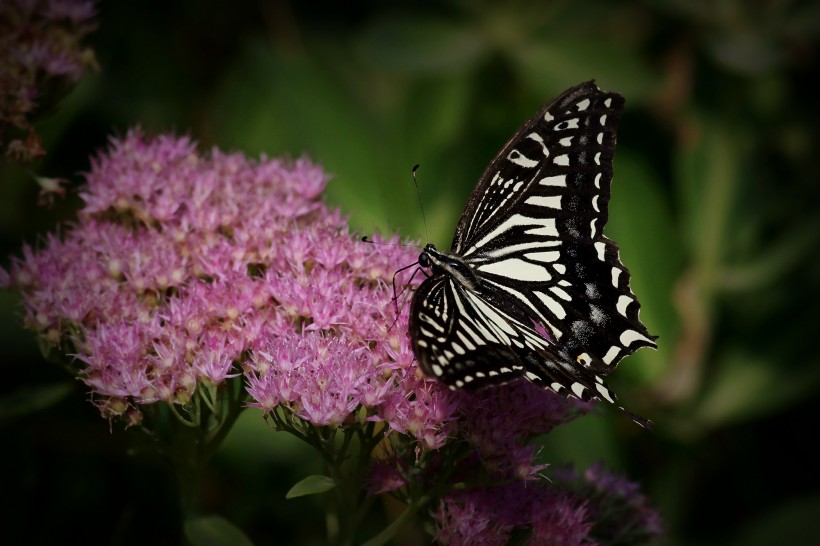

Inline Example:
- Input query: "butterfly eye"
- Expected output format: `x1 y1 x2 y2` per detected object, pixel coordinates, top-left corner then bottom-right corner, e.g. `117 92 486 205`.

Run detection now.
418 253 431 268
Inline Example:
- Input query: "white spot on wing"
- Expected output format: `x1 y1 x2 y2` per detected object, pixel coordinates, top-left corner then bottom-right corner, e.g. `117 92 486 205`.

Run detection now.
611 267 622 287
559 136 573 147
571 382 586 398
478 259 552 282
526 132 550 157
577 98 590 111
525 195 562 209
596 383 615 403
483 240 561 258
555 118 579 130
602 346 621 365
594 241 606 261
617 295 633 317
525 250 560 263
549 286 571 301
508 149 538 168
554 155 569 166
535 291 567 319
525 218 559 237
620 329 653 347
539 174 567 187
600 114 608 125
456 331 476 351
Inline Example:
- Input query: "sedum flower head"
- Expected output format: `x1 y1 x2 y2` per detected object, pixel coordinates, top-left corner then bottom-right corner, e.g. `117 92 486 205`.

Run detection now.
554 463 664 544
5 128 457 443
433 480 593 546
1 0 98 162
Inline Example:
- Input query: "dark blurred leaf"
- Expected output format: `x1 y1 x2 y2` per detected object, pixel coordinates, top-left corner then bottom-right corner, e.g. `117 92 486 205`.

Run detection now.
211 43 406 234
694 349 820 427
286 474 336 499
676 113 743 280
734 495 820 546
0 381 74 422
512 38 658 101
708 31 782 75
358 15 487 74
535 413 625 470
217 409 316 466
184 515 254 546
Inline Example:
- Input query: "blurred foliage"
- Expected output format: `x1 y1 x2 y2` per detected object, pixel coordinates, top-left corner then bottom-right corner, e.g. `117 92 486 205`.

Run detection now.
1 0 819 544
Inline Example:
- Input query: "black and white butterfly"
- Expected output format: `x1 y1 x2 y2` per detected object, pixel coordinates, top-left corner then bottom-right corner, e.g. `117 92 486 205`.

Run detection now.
409 81 657 423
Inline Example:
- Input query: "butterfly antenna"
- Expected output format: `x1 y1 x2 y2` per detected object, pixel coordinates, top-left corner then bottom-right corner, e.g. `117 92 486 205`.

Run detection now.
412 164 430 243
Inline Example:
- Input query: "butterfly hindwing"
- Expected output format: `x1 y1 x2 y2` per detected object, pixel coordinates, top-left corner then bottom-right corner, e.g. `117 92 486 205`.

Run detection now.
410 267 626 405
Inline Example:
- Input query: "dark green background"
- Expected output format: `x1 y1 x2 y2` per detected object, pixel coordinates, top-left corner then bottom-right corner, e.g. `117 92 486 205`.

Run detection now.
2 1 819 544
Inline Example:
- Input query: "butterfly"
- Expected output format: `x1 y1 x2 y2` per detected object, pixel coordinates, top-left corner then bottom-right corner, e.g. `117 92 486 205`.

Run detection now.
408 81 657 424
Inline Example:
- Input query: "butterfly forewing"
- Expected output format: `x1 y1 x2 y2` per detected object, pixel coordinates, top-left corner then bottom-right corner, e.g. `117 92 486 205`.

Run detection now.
410 81 657 417
453 81 621 254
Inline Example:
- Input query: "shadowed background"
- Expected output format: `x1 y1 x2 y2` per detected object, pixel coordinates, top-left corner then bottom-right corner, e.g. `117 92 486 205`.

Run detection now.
2 0 819 544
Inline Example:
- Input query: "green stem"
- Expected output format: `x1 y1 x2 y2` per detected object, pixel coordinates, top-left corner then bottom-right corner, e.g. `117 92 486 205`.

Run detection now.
360 499 428 546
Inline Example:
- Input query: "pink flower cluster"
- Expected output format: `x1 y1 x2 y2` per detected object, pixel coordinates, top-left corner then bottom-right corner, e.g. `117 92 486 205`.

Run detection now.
457 380 581 479
433 481 593 546
554 463 664 543
1 0 97 162
5 129 458 444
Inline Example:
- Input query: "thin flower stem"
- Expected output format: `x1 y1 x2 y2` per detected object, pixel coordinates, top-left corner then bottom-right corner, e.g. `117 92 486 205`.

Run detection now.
198 381 219 414
360 497 430 546
168 402 199 428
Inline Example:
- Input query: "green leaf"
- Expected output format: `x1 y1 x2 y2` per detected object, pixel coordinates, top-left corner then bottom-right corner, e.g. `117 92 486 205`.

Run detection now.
286 474 337 499
184 515 254 546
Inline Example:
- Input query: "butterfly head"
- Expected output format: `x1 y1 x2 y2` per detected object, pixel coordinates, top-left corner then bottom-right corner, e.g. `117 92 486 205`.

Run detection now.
418 243 437 269
419 244 479 290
